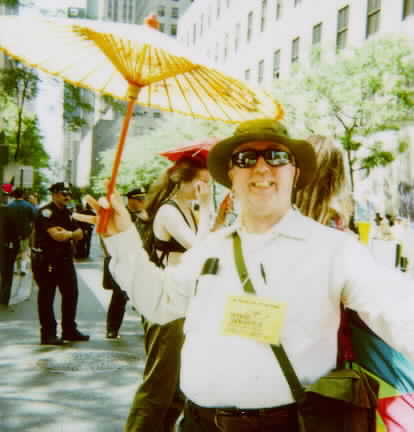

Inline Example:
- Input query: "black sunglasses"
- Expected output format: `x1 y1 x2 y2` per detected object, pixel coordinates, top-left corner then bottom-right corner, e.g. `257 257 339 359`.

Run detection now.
231 149 294 169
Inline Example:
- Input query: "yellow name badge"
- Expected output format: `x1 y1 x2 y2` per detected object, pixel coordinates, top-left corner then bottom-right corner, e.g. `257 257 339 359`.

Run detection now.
221 295 286 345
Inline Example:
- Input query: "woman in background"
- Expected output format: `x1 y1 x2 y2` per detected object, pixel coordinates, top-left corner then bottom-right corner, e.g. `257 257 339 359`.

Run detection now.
126 155 212 432
295 134 352 229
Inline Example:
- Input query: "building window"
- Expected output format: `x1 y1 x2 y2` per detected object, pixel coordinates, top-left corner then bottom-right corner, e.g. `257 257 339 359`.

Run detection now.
217 0 221 18
113 0 118 21
153 112 161 118
273 49 281 79
336 5 349 51
245 69 250 81
128 0 133 22
224 33 229 60
158 5 165 16
312 22 322 45
226 0 230 6
208 6 212 27
247 11 253 42
159 23 165 32
234 22 240 52
258 59 264 83
291 37 300 64
107 0 112 17
276 0 282 20
193 23 197 44
294 0 302 5
403 0 414 18
260 0 267 31
122 0 127 21
171 24 177 36
366 0 381 37
171 7 179 18
215 42 219 63
200 14 204 36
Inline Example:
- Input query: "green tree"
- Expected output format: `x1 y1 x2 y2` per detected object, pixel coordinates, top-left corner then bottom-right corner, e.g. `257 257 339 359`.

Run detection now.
0 0 19 6
0 59 39 161
63 83 94 132
273 36 414 191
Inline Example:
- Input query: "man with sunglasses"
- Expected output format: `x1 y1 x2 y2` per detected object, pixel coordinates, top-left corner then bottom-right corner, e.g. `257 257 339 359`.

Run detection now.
81 119 414 431
32 182 89 345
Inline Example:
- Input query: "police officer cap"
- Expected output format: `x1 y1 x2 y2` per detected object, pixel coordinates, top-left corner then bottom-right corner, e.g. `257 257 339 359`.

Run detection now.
49 182 72 193
125 186 146 199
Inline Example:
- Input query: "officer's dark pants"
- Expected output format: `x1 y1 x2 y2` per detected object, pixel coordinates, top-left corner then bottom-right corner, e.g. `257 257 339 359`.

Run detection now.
33 257 79 338
0 244 18 305
180 401 299 432
125 318 185 432
106 285 128 335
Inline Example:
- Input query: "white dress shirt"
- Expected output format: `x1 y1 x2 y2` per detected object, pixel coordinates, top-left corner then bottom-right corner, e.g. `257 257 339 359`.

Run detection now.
105 209 414 409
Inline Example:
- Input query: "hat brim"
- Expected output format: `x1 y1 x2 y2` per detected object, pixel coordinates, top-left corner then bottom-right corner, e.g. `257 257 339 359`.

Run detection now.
207 133 316 189
127 194 145 199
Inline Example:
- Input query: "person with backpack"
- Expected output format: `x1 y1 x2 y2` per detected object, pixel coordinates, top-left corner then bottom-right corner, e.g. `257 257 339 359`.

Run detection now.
123 155 212 432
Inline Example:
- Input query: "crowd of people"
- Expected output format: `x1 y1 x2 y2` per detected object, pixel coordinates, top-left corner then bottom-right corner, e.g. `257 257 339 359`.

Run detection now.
1 117 414 430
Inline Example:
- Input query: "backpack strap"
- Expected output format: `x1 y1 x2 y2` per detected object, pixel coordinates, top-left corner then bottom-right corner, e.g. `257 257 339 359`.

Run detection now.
163 200 198 232
232 231 306 404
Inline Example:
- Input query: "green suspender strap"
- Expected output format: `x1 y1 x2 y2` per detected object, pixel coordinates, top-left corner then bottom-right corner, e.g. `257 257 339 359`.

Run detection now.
232 232 306 404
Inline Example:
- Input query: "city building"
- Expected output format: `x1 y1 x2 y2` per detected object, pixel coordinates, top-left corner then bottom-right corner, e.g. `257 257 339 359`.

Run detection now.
178 0 414 216
178 0 414 86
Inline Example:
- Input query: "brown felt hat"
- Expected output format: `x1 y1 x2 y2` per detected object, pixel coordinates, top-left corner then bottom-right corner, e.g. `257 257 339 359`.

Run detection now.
207 118 316 189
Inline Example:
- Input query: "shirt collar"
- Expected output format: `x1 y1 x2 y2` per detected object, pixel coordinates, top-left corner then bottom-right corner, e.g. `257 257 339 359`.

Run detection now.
225 208 310 241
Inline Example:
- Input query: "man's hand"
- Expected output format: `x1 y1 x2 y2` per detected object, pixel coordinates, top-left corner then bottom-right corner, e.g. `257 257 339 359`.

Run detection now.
73 189 132 237
47 226 82 242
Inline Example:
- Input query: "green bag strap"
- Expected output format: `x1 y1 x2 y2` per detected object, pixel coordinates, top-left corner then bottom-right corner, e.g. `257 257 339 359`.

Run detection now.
232 232 306 404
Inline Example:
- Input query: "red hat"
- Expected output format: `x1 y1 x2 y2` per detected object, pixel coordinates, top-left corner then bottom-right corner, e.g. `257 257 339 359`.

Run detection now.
2 183 13 194
160 138 220 163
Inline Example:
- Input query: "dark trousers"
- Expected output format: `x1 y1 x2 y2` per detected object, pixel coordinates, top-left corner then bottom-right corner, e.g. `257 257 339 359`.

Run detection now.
0 244 18 305
125 318 185 432
33 257 79 337
106 286 128 334
180 401 299 432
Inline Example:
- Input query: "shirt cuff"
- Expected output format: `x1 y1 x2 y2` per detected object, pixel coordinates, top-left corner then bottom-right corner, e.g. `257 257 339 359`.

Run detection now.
103 225 142 258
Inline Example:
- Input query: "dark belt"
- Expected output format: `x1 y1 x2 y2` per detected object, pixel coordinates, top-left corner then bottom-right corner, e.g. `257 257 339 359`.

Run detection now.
187 399 297 425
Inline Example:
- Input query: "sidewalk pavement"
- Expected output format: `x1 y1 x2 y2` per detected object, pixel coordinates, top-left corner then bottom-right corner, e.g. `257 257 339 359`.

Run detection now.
0 254 146 432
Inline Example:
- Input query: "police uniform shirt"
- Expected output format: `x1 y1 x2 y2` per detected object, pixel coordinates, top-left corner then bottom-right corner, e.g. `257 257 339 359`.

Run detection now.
34 202 79 260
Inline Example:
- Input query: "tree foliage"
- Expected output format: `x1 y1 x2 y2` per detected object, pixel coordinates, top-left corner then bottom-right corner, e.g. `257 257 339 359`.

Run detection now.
63 83 94 132
91 115 233 194
273 35 414 191
0 59 40 160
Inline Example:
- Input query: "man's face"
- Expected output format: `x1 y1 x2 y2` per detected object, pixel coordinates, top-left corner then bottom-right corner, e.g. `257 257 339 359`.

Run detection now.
53 190 72 208
228 140 298 220
128 196 145 212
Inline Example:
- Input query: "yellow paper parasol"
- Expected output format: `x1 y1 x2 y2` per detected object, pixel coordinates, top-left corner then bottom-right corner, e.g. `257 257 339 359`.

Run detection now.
0 14 283 231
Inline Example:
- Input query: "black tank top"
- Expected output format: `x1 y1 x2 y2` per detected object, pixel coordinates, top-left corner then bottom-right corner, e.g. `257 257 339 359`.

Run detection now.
153 200 198 256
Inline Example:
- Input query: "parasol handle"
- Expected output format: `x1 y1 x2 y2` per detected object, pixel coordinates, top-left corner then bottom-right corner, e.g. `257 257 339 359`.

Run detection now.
97 85 140 234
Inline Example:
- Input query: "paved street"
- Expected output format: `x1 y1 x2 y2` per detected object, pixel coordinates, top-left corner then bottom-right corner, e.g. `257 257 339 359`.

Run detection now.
0 234 146 432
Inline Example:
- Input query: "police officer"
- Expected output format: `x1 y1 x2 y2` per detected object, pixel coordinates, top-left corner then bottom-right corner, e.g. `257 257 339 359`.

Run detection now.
32 182 89 345
125 186 149 237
